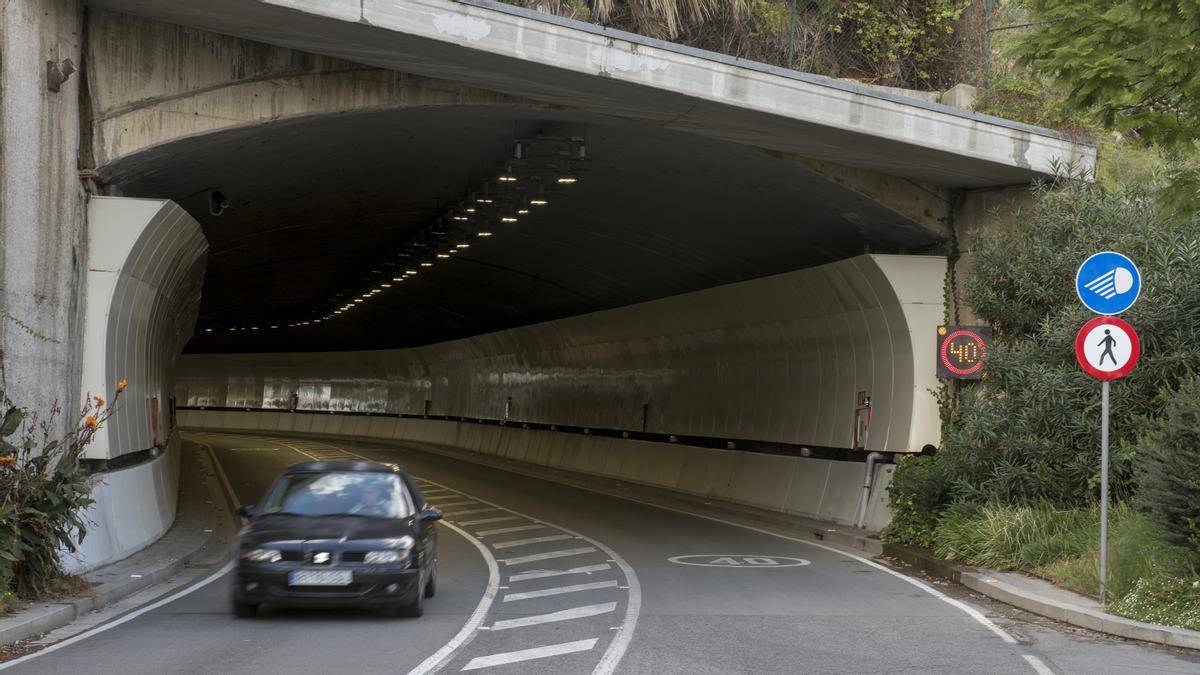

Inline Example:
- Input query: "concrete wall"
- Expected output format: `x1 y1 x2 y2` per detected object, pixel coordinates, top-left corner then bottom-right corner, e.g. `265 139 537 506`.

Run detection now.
64 435 181 574
178 254 945 454
179 409 894 530
0 0 87 435
81 198 207 460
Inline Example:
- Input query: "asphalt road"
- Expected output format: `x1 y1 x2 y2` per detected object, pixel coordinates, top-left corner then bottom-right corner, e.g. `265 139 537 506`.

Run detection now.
6 432 1199 674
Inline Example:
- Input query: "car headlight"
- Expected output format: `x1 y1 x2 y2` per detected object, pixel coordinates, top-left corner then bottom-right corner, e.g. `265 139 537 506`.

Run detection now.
242 548 282 563
365 549 410 564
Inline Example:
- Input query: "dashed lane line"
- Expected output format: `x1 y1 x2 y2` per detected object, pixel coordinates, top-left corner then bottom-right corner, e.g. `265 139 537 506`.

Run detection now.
500 547 598 566
460 639 599 671
475 524 547 537
451 507 503 516
503 581 619 603
490 534 574 550
433 500 481 508
458 516 522 527
508 564 614 583
488 602 618 631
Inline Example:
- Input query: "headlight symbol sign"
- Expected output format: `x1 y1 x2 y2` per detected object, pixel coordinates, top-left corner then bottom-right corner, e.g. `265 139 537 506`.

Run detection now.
1076 251 1141 315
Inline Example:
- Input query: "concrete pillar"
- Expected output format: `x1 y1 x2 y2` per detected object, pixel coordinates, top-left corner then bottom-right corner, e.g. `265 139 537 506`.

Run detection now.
0 0 86 435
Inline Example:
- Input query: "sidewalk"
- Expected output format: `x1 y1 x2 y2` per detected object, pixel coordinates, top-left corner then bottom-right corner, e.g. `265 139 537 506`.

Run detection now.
0 440 232 648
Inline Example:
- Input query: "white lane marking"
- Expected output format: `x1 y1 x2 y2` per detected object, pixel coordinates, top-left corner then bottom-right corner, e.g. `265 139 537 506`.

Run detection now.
460 638 599 671
405 520 501 675
504 581 618 602
422 489 458 496
452 507 502 516
667 554 811 568
458 515 522 526
501 547 598 566
1022 655 1055 675
0 561 237 671
269 436 640 675
509 563 613 583
491 534 574 550
476 524 547 537
489 602 617 631
435 499 480 508
575 485 1022 647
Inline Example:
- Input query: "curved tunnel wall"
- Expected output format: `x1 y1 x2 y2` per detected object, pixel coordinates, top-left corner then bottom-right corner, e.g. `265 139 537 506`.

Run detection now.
72 197 207 573
178 254 944 454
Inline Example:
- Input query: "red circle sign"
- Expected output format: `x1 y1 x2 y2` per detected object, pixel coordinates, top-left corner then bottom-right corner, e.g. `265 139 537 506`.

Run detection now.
939 328 987 376
1075 316 1140 380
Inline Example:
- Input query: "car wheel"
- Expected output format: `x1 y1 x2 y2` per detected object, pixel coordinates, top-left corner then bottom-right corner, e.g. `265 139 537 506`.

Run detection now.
232 600 259 618
424 559 437 598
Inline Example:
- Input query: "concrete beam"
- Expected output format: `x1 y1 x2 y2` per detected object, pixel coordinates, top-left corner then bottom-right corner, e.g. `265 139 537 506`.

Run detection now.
86 0 1095 188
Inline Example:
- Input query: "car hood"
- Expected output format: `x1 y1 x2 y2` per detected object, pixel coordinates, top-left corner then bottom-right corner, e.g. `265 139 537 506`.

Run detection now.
242 514 416 546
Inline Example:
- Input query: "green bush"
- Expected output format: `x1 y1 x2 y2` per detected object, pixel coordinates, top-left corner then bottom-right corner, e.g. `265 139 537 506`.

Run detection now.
1136 378 1200 571
885 177 1200 550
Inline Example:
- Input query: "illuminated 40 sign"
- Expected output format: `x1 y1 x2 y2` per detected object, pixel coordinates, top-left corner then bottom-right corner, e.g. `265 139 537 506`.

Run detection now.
937 325 991 380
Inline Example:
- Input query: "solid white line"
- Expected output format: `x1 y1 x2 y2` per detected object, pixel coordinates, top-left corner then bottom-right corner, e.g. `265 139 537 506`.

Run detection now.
565 486 1021 646
509 563 613 583
263 436 641 675
476 524 546 536
435 499 480 508
405 520 501 675
0 561 237 671
461 638 598 671
489 602 617 631
452 507 501 516
502 547 597 566
504 581 618 602
1022 654 1055 675
458 515 522 526
491 534 574 550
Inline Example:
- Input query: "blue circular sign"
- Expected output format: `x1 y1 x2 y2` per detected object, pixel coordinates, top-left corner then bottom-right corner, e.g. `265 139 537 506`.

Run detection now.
1076 251 1141 315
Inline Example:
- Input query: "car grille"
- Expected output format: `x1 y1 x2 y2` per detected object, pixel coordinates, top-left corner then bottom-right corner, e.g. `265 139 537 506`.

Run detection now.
279 551 304 562
340 551 367 563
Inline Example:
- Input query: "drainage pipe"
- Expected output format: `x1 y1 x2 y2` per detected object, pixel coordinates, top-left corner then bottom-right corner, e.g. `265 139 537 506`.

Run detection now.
854 452 887 529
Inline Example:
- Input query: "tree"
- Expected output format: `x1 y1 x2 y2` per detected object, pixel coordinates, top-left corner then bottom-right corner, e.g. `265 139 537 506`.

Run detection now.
1137 378 1200 570
1016 0 1200 210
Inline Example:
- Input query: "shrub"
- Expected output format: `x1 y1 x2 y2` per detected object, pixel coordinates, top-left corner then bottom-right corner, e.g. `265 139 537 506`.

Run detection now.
880 453 954 548
0 366 126 607
1108 575 1200 631
1136 378 1200 571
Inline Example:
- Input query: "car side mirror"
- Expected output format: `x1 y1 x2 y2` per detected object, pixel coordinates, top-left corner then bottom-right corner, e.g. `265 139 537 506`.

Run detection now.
418 507 443 522
237 504 257 519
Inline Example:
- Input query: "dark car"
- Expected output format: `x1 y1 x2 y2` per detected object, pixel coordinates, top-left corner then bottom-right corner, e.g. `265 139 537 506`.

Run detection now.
231 460 441 618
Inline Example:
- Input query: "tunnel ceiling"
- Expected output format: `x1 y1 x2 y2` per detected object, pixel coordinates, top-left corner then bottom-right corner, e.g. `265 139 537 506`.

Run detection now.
101 106 945 353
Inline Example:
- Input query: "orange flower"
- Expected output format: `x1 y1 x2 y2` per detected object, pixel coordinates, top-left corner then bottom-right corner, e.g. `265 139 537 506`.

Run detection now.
0 456 15 466
117 378 128 391
85 416 97 428
93 395 105 408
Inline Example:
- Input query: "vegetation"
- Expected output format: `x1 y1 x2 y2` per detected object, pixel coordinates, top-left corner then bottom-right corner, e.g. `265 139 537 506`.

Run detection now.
0 356 125 612
507 0 986 89
1136 378 1200 571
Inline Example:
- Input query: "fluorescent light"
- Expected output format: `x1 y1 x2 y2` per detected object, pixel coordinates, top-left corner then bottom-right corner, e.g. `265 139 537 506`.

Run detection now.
354 299 363 303
381 283 391 288
557 177 577 184
436 253 450 258
465 208 476 213
501 217 517 223
476 198 493 203
420 262 432 267
204 328 213 332
456 243 470 249
452 216 468 221
530 199 548 206
517 209 529 215
478 231 493 237
404 270 417 275
498 175 517 182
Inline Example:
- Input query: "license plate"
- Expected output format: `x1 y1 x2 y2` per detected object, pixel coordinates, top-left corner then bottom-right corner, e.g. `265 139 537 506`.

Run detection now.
289 570 352 586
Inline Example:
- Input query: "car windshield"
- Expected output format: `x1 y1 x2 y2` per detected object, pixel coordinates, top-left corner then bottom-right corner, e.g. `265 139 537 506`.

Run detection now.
260 471 413 519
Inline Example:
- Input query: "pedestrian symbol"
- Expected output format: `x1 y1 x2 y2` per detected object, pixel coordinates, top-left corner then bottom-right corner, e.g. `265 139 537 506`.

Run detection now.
1076 252 1141 315
1075 316 1140 380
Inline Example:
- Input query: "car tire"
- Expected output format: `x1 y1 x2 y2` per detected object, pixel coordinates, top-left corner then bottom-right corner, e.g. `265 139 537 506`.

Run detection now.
232 600 259 618
424 560 437 598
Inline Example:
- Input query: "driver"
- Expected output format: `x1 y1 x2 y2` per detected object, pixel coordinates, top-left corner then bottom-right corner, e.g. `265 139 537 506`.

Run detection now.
350 481 389 516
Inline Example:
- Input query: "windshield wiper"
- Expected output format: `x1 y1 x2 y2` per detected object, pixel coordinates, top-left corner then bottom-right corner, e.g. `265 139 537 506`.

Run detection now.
259 510 309 517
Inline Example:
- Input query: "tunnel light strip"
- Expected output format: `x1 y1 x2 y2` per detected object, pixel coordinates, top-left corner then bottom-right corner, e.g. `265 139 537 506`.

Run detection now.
197 135 588 334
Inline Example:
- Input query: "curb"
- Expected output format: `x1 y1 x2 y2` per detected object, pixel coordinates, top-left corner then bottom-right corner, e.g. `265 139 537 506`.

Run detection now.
883 542 1200 651
0 443 221 648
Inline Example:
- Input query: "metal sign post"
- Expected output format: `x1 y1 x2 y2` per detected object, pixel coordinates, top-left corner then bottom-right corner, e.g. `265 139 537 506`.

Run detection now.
1075 252 1141 605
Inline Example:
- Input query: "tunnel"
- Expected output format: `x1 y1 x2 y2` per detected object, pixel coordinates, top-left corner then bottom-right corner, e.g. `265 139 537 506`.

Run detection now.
0 1 1112 672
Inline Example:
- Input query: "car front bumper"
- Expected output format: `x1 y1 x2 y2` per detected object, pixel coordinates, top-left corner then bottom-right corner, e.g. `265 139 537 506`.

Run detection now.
233 565 421 607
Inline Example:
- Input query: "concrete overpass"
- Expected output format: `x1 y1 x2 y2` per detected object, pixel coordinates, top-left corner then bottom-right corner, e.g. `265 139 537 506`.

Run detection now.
0 1 1113 673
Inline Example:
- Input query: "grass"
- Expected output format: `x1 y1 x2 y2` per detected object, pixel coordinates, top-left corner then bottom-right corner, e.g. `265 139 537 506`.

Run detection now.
932 502 1200 630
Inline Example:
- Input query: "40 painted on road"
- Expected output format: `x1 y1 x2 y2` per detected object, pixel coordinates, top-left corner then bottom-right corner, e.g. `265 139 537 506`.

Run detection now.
667 555 811 568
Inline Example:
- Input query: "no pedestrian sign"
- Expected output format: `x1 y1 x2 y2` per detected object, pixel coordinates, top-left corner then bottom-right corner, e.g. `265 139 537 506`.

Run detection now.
1075 316 1140 380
